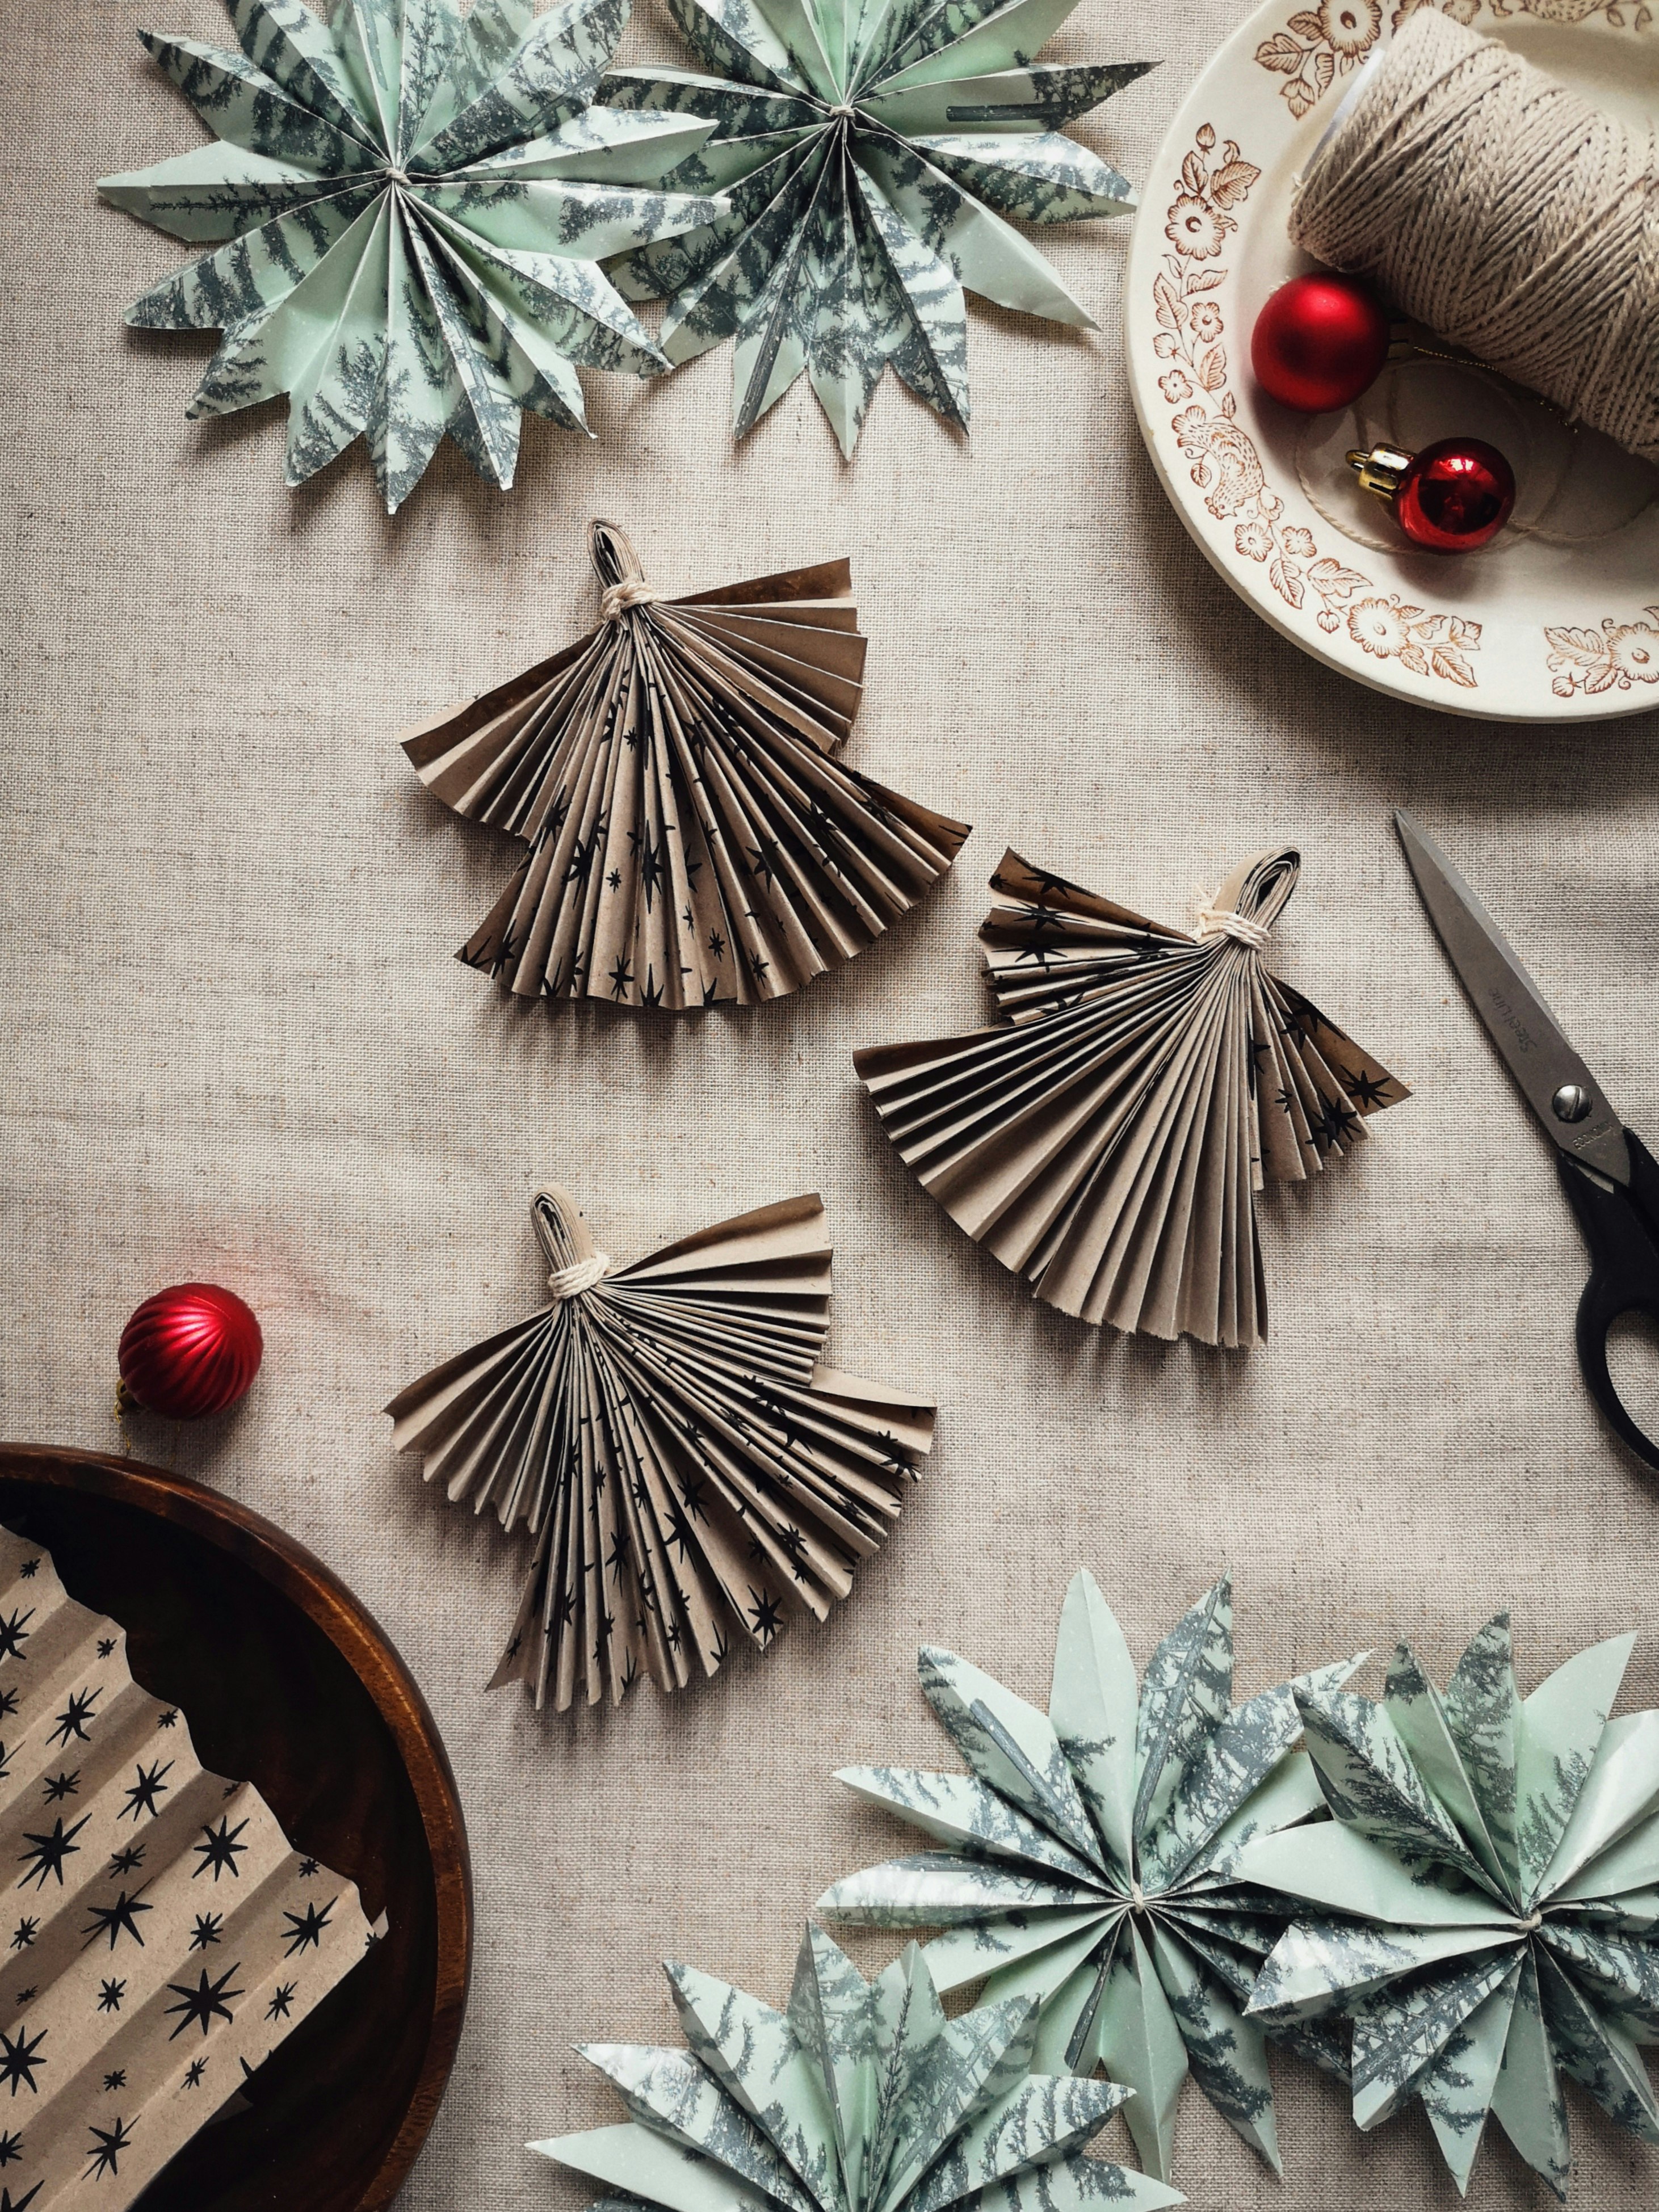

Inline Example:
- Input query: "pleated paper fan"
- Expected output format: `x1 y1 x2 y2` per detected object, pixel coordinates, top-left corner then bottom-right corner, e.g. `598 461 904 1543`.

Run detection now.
855 849 1407 1348
385 1185 935 1710
400 521 971 1010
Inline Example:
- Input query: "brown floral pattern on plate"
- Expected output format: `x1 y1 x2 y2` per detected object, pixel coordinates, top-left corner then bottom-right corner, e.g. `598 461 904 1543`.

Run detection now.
1156 124 1481 686
1545 606 1659 695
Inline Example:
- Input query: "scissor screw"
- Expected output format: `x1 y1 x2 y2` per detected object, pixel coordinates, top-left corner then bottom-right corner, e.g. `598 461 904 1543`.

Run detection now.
1552 1083 1593 1123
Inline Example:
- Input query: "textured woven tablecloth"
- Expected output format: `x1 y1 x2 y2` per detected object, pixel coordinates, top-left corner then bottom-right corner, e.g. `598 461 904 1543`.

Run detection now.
6 5 1659 2207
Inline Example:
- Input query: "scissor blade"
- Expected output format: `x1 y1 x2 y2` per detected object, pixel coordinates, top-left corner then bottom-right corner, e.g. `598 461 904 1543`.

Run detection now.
1394 809 1630 1185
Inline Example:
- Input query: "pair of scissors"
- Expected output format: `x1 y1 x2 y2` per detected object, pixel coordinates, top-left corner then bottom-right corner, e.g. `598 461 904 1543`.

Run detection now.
1396 808 1659 1473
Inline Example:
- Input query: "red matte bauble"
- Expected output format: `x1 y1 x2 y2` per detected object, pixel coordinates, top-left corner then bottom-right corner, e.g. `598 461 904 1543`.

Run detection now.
117 1284 263 1419
1251 272 1391 413
1393 437 1515 553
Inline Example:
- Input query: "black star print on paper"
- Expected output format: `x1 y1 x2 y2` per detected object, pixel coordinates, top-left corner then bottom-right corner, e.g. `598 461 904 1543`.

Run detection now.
85 2113 133 2180
165 1961 243 2041
606 867 623 892
0 1693 16 1721
746 1588 784 1643
96 1980 124 2014
81 1892 151 1952
639 966 664 1009
0 2182 40 2212
9 1923 37 1957
1347 1068 1395 1109
183 2059 207 2088
41 1774 77 1805
747 948 770 985
266 1982 296 2021
96 1638 116 1659
607 954 633 1000
120 1760 172 1823
0 2130 18 2165
192 1818 249 1882
14 1565 34 1580
102 2071 125 2093
107 1844 144 1878
297 1858 319 1879
0 1614 32 1666
156 1709 177 1728
189 1914 222 1951
17 1814 90 1891
0 2024 46 2097
281 1898 335 1956
47 1688 99 1749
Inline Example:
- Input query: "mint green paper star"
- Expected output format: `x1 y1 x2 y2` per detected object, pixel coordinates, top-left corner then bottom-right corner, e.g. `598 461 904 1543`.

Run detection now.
98 0 726 508
532 1923 1185 2212
600 0 1153 452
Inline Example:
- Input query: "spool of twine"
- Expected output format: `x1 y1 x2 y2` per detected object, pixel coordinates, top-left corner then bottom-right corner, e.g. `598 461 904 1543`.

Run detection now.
1290 9 1659 461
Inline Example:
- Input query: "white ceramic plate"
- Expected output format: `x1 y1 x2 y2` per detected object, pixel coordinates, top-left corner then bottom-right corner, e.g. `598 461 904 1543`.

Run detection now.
1124 0 1659 721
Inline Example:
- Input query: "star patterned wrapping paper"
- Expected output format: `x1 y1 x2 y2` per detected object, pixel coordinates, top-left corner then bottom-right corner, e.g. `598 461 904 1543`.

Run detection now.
0 1525 381 2211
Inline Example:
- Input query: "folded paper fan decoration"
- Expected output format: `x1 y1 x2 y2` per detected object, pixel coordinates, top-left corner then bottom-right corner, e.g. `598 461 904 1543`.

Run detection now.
601 0 1156 452
385 1186 935 1710
400 521 969 1010
817 1572 1360 2183
1240 1614 1659 2202
96 0 728 510
854 849 1406 1347
0 1523 381 2211
531 1923 1185 2212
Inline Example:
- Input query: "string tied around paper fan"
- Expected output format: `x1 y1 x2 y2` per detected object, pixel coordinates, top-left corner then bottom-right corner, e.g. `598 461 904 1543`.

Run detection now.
548 1251 614 1299
1290 9 1659 462
1192 893 1272 950
599 579 660 623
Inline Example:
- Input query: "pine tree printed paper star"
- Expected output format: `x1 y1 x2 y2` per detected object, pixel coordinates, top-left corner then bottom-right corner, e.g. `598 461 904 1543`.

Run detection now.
817 1574 1362 2182
1239 1614 1659 2201
97 0 729 509
600 0 1154 452
531 1923 1185 2212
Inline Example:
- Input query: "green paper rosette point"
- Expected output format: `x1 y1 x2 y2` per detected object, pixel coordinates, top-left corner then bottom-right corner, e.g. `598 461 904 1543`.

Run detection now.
98 0 728 508
816 1571 1364 2182
602 0 1154 454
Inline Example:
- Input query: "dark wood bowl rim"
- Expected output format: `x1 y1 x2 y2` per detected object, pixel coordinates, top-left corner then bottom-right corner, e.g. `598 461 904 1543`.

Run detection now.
0 1440 473 2212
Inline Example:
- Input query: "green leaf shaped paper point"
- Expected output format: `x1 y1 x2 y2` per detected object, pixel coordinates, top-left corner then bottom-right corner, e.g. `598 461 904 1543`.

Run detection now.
531 1922 1185 2212
816 1572 1362 2182
1239 1613 1659 2201
97 0 729 509
602 0 1155 453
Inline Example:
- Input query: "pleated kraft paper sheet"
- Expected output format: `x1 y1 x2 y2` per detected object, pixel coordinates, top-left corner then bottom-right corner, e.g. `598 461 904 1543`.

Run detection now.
0 1526 380 2211
386 1186 936 1711
400 521 969 1012
856 850 1407 1348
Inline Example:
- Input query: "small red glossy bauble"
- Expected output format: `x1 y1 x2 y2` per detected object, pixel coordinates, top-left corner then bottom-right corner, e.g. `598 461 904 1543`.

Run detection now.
1394 436 1515 553
1251 272 1391 413
117 1284 263 1420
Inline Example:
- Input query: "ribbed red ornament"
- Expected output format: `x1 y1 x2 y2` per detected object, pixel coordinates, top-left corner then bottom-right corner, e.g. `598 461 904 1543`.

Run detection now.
117 1283 263 1420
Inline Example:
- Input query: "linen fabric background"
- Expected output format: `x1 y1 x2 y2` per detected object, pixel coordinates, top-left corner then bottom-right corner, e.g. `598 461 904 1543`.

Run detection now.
5 3 1659 2208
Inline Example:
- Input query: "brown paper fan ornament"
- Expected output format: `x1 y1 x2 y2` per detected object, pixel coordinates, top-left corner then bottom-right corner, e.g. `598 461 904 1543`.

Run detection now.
0 1525 381 2211
855 849 1407 1349
385 1187 935 1711
399 523 970 1011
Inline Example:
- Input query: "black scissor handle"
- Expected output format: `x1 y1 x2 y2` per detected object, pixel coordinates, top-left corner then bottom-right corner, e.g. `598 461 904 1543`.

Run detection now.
1560 1128 1659 1474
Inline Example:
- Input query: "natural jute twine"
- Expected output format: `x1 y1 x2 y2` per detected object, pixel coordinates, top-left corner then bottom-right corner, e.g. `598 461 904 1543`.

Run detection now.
1290 9 1659 462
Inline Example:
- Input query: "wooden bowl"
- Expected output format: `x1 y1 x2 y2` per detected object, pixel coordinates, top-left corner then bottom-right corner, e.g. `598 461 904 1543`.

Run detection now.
0 1444 472 2212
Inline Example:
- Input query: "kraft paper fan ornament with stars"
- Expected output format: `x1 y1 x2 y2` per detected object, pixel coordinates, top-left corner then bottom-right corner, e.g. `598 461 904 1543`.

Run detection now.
386 1184 935 1710
597 0 1154 452
1238 1613 1659 2202
854 848 1407 1348
817 1572 1362 2184
0 1524 382 2212
531 1921 1186 2212
399 520 969 1011
96 0 728 510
